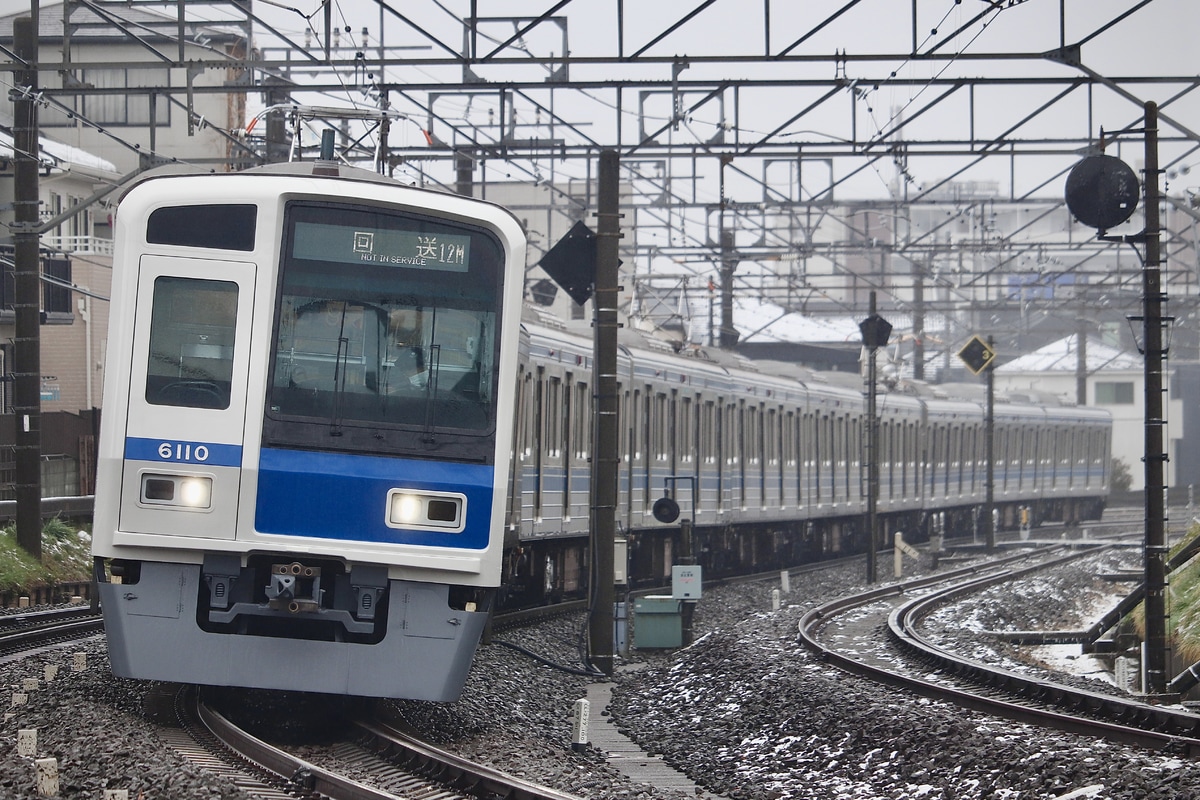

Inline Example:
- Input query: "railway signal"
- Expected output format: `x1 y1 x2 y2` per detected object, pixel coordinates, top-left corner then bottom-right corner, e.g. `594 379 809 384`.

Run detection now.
860 293 891 584
957 335 996 375
537 220 597 306
957 334 998 550
1064 153 1139 231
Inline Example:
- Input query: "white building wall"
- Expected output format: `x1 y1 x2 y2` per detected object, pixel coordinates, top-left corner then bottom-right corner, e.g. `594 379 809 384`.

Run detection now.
30 41 243 173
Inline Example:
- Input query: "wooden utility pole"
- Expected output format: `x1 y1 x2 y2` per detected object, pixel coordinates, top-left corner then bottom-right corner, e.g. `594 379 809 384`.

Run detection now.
12 14 43 559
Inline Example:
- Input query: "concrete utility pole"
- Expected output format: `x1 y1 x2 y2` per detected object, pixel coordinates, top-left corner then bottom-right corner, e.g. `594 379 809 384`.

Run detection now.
864 293 880 584
912 261 925 382
12 13 43 559
1140 101 1170 697
859 292 891 584
1076 317 1088 406
263 77 292 164
985 335 995 551
717 156 739 349
588 149 621 677
718 229 738 349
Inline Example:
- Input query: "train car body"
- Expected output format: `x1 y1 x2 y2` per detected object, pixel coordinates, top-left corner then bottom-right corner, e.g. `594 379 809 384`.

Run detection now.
505 315 1112 602
91 162 526 699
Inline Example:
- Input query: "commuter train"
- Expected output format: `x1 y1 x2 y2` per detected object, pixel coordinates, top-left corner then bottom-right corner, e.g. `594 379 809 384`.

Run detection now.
91 161 527 700
91 159 1111 700
501 311 1112 605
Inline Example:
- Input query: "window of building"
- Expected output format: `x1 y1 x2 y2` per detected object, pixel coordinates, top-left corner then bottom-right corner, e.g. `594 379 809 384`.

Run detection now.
42 455 79 497
0 248 73 320
42 256 72 317
1095 381 1135 405
79 68 171 126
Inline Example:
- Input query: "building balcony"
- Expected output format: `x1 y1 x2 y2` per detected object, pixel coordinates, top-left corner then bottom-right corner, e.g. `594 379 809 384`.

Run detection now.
40 235 114 257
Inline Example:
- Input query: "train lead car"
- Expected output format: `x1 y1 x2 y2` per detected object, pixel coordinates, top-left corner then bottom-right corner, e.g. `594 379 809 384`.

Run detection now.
91 162 526 700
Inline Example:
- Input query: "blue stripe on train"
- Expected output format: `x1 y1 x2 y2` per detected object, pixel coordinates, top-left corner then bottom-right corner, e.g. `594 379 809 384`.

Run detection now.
255 447 494 549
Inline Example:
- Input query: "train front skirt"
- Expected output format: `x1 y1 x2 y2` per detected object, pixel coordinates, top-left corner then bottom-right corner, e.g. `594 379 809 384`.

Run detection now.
97 561 489 700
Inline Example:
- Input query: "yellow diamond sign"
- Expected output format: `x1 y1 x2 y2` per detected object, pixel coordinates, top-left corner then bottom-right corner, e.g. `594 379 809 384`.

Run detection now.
958 335 996 375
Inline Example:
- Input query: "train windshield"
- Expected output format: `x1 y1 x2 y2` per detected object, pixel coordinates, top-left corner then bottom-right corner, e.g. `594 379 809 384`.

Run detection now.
265 201 504 458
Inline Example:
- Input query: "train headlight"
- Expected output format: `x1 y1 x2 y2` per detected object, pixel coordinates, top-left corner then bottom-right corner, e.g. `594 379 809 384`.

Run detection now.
392 493 422 525
179 477 212 507
139 473 213 510
386 489 466 533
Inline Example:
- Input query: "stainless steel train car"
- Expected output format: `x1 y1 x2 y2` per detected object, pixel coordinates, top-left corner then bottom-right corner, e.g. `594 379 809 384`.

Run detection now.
502 312 1112 603
91 162 526 699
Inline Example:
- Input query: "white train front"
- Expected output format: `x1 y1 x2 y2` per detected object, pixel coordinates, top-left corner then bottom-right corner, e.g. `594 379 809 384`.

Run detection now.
91 162 527 700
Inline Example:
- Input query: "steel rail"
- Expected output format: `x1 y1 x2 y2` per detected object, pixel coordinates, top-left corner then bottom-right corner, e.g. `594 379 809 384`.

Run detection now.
0 607 103 657
799 544 1200 756
356 713 587 800
891 565 1200 754
0 605 96 628
194 695 429 800
194 691 586 800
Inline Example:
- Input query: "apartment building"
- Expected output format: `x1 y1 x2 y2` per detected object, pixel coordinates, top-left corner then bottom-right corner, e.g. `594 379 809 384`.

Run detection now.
0 3 249 496
0 3 249 415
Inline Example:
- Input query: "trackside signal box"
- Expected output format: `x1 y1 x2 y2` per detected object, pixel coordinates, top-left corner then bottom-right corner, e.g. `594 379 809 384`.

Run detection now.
671 565 702 600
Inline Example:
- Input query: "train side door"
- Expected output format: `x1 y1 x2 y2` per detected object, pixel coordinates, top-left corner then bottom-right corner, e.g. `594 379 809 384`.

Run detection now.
117 255 256 540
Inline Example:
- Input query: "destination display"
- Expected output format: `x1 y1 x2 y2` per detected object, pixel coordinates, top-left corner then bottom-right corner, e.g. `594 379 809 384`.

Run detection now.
292 221 472 272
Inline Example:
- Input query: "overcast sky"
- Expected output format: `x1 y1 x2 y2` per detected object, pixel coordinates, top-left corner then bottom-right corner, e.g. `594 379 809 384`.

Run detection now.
1 0 1196 202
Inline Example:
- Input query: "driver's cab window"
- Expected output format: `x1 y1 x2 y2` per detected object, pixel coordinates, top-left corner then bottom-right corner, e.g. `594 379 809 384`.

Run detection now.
145 276 238 409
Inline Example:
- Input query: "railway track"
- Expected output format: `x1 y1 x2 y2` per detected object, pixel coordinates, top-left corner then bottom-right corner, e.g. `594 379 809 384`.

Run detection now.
0 605 103 660
799 542 1200 756
159 686 588 800
0 605 582 799
0 505 1181 797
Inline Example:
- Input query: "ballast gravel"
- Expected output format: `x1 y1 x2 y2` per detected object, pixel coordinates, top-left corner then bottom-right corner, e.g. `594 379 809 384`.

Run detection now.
3 540 1200 799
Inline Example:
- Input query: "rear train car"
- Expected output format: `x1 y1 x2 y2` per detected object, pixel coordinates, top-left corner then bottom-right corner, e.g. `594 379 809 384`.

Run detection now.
504 317 1112 601
91 162 526 699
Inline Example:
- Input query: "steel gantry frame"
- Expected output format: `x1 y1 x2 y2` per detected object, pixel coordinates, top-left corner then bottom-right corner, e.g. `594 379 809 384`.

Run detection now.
6 0 1200 357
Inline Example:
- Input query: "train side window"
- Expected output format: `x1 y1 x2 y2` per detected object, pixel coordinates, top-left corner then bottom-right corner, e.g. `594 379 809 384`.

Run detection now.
642 390 653 508
563 374 574 461
144 276 237 410
679 395 694 465
620 387 631 463
746 405 760 466
544 376 562 458
521 371 535 458
653 393 668 461
701 401 716 464
573 380 591 460
770 407 782 505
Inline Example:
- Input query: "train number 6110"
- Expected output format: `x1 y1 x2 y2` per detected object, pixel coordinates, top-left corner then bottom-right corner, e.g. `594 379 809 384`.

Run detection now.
158 441 210 462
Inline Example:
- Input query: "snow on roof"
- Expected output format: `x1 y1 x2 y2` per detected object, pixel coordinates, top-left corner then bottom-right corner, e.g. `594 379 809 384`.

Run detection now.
997 334 1141 373
733 297 867 344
0 129 118 175
730 296 953 348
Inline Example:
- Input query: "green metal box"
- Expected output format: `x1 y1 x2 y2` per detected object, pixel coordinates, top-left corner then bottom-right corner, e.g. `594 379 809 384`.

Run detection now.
634 595 682 649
